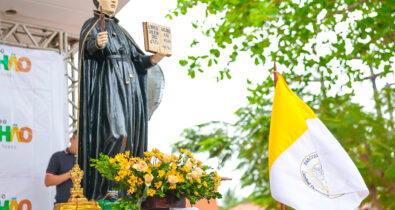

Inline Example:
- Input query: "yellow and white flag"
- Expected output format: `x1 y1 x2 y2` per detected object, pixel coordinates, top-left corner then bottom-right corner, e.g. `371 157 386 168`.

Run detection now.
269 74 369 210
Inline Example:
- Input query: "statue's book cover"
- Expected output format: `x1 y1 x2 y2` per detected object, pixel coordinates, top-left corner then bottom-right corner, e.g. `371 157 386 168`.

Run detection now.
143 22 172 56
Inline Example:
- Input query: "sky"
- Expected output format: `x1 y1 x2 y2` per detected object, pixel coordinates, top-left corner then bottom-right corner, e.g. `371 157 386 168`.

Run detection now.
116 0 394 205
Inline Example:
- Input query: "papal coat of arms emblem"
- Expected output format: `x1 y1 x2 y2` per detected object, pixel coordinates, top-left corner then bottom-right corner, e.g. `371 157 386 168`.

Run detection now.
300 152 343 199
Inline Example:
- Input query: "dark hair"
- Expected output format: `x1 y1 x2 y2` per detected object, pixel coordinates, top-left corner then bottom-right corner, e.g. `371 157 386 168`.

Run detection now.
93 0 99 8
72 130 78 139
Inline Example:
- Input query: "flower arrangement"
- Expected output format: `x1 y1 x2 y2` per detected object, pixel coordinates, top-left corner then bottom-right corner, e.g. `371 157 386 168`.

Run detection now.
91 148 222 210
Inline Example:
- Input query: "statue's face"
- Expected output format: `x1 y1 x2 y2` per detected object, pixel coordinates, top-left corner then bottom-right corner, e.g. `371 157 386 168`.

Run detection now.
97 0 118 15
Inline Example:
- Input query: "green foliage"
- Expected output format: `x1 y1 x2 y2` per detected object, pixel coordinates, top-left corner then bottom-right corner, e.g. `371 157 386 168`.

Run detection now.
169 0 394 83
169 0 395 209
219 188 243 210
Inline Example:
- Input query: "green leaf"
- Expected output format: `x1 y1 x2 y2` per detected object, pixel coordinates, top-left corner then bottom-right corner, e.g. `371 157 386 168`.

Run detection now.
255 57 260 65
208 59 213 67
179 60 188 66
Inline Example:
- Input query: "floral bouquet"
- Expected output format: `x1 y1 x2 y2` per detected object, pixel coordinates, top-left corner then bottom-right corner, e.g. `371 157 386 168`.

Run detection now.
91 148 222 210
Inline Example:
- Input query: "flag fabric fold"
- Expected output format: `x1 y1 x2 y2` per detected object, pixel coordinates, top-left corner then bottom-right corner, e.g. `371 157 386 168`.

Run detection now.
269 74 369 210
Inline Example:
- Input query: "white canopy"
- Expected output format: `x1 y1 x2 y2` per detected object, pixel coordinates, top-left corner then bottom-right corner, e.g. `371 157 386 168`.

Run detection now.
0 0 129 35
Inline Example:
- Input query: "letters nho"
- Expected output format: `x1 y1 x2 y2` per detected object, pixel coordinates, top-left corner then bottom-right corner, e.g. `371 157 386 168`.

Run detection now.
0 124 33 143
0 54 31 72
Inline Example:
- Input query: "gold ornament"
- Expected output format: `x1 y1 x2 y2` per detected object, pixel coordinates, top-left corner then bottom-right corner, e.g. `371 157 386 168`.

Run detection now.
54 164 102 210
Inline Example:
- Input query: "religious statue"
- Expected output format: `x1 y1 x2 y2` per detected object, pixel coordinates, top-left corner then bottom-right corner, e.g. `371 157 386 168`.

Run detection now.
77 0 165 200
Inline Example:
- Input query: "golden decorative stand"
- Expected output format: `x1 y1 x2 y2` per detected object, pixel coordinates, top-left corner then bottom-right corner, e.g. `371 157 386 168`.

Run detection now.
54 164 102 210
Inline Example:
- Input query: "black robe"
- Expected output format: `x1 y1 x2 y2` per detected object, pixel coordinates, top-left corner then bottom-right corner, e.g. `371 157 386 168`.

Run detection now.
77 11 153 200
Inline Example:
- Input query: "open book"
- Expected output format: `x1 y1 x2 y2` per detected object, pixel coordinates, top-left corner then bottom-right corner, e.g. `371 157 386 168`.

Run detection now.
143 22 172 56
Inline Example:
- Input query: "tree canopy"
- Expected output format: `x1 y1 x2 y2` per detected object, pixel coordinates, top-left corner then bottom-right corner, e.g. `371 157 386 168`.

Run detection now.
169 0 394 209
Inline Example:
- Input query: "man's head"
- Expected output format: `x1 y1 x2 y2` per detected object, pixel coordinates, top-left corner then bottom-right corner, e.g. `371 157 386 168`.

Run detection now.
93 0 118 15
69 131 78 155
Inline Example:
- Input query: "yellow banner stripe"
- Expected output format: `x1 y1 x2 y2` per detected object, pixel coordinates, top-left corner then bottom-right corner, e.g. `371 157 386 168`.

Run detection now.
269 74 317 171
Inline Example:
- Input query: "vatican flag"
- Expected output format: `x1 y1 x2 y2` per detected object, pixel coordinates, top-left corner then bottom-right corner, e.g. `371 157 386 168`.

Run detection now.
269 73 369 210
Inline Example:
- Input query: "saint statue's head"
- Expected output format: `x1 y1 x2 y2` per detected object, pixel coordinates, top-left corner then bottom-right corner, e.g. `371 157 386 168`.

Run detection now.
93 0 118 15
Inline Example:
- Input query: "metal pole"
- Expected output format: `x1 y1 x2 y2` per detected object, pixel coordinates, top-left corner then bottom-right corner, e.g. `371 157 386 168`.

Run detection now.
273 62 286 210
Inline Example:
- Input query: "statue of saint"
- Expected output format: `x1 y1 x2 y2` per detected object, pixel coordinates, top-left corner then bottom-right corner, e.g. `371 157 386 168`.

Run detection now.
77 0 165 200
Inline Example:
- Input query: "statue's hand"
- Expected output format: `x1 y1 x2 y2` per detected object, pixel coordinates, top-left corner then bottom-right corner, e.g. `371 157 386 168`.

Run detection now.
97 32 108 48
150 53 165 65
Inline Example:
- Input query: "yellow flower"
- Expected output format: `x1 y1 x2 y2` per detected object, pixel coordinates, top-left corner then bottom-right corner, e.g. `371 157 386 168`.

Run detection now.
215 175 221 186
154 153 164 159
162 154 172 163
189 168 204 180
115 153 125 162
185 160 194 171
177 173 185 183
186 174 193 182
197 160 203 169
196 178 201 184
115 176 121 181
196 168 204 175
127 187 135 195
154 181 162 189
144 151 154 157
133 160 148 172
109 158 116 164
148 189 156 197
170 169 177 175
144 174 154 185
129 158 137 165
168 175 179 184
169 183 177 189
186 151 193 158
124 151 130 157
180 148 186 153
194 191 199 196
138 178 144 185
203 181 208 188
213 171 221 191
171 155 178 162
154 162 161 168
152 148 160 154
119 159 130 170
158 170 165 178
171 163 177 170
118 169 131 179
146 168 152 174
190 170 200 180
128 175 138 186
181 166 190 173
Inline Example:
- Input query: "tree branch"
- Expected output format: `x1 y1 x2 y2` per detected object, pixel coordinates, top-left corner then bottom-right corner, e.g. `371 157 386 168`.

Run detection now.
367 65 383 118
325 0 367 19
361 72 384 81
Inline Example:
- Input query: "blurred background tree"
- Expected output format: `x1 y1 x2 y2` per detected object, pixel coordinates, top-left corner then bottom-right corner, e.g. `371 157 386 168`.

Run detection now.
168 0 394 209
219 188 242 210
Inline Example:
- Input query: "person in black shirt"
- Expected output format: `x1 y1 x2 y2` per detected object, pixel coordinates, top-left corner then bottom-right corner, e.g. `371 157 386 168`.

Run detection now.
45 131 77 204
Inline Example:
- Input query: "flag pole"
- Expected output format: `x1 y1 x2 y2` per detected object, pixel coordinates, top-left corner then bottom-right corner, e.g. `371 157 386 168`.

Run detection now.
273 62 279 86
281 204 286 210
273 61 286 210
